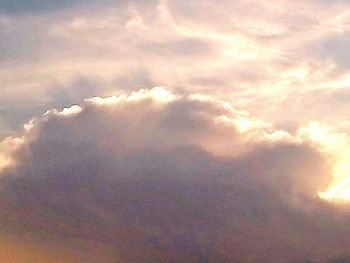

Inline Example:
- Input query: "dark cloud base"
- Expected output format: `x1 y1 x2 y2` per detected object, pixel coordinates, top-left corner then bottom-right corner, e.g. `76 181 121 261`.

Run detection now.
0 147 349 263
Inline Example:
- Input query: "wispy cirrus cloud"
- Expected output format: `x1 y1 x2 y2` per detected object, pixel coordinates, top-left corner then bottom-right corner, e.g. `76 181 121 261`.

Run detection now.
1 0 350 133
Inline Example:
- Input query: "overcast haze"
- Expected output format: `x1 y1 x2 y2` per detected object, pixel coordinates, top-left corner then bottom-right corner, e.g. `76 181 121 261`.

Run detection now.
2 0 350 262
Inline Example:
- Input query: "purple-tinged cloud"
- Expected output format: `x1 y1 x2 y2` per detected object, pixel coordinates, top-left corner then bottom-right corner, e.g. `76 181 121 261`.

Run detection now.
0 88 348 262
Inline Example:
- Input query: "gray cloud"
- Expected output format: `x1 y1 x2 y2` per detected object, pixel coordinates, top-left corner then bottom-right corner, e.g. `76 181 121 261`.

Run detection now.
311 34 350 70
0 0 78 15
0 0 159 15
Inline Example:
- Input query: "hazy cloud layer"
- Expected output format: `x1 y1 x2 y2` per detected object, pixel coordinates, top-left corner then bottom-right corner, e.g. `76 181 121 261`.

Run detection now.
2 0 350 135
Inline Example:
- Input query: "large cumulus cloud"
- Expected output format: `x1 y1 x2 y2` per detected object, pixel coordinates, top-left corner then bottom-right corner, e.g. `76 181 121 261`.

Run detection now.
0 88 349 262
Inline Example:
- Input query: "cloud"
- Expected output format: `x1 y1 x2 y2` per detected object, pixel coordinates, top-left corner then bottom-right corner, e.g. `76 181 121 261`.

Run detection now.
2 0 350 136
0 88 350 262
0 0 78 15
139 38 213 57
0 0 157 15
312 33 350 70
2 1 350 260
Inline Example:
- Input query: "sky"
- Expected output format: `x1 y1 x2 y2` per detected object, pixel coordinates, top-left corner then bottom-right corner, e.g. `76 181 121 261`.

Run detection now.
2 0 350 262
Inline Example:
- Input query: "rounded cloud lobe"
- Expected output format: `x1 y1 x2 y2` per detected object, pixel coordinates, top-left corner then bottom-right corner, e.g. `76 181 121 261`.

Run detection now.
0 88 349 262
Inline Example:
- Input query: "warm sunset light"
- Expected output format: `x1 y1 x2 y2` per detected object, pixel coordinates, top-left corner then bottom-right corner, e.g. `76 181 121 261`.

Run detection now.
2 0 350 262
